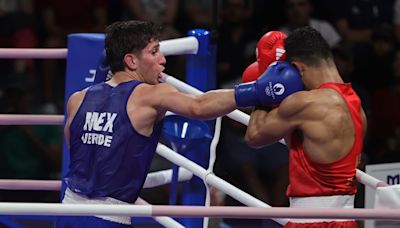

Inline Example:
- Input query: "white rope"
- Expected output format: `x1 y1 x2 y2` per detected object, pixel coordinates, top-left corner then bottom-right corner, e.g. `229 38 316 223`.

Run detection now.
0 168 192 191
0 203 152 216
135 198 183 228
144 168 192 188
156 143 289 225
356 169 387 189
160 37 198 56
202 117 222 228
0 48 67 59
208 117 221 173
0 203 399 220
0 36 198 59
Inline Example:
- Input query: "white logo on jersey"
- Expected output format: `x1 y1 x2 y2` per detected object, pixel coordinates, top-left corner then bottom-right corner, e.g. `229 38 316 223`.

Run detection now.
273 83 285 96
84 112 117 133
82 112 117 147
275 48 286 60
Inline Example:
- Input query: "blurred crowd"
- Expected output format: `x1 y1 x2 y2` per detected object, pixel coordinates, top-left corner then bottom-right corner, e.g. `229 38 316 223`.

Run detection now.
0 0 400 226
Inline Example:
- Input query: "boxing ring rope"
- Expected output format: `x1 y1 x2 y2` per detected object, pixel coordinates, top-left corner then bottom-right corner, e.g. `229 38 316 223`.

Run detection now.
0 37 198 59
0 203 399 220
0 48 67 59
203 117 221 228
135 198 184 228
159 37 198 56
0 114 63 125
0 175 187 227
0 168 192 191
0 180 60 191
156 143 289 226
356 169 388 188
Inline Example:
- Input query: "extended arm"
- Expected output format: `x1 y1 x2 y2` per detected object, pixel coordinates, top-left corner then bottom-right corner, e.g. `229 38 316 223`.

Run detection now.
149 83 236 120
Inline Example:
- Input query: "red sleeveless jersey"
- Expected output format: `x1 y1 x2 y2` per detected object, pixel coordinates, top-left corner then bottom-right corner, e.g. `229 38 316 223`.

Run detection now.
286 83 364 197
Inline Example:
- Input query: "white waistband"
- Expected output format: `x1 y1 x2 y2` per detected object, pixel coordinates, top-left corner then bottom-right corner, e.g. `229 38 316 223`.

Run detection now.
289 195 355 223
62 188 131 225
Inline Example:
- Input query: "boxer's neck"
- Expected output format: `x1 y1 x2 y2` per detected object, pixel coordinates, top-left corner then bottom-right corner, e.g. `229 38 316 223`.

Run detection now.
108 71 142 85
303 61 343 90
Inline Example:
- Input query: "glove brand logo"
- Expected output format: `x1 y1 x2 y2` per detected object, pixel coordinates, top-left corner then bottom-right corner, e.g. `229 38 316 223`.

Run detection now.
265 82 272 97
276 48 286 60
265 82 285 100
273 83 285 96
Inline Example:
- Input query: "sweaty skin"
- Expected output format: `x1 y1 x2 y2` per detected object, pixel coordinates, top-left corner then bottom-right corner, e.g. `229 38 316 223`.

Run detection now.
65 39 236 144
245 60 367 163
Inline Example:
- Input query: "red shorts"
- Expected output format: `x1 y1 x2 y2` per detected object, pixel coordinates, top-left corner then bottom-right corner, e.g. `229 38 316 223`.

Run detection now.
285 221 357 228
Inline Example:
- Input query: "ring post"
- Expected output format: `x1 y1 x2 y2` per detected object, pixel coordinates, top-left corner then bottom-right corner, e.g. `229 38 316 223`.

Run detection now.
186 29 216 91
180 29 216 228
62 34 105 199
163 116 212 227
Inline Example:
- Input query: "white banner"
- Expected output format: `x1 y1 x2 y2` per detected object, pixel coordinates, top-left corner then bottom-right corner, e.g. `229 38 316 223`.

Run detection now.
365 163 400 228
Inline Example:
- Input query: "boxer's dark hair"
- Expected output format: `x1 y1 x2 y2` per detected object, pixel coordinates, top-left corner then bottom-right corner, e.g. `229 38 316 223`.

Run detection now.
105 20 161 73
285 26 333 67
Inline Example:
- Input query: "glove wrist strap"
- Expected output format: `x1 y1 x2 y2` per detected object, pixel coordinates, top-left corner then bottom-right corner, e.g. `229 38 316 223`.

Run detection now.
234 82 259 108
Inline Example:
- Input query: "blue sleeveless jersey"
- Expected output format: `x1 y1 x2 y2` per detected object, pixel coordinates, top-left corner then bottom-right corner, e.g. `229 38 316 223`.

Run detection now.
65 81 163 203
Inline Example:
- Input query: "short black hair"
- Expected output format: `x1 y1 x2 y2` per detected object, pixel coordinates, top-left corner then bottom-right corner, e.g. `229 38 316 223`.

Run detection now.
105 20 161 73
284 26 333 67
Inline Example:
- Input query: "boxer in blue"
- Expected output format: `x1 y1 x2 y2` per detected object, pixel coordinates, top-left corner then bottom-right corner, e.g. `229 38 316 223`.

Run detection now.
55 20 303 227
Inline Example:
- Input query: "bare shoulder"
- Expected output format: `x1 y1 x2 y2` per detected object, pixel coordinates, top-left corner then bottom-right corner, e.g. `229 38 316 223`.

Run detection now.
134 82 178 96
279 89 340 119
67 89 87 115
278 91 316 118
132 82 180 104
68 89 86 102
152 82 179 93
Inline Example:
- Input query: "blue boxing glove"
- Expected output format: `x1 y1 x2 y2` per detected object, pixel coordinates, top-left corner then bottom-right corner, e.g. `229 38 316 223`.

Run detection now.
235 61 304 107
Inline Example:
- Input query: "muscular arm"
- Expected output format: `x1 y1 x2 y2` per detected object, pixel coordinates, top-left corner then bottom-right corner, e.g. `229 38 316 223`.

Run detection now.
144 83 236 120
245 92 310 148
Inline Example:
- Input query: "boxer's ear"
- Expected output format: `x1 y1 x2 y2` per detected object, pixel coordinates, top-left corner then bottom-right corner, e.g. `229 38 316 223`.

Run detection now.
124 53 138 71
291 61 305 77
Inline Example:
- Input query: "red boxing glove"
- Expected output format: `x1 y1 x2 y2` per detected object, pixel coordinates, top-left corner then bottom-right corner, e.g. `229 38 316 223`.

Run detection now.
242 61 266 83
256 31 287 68
242 31 287 83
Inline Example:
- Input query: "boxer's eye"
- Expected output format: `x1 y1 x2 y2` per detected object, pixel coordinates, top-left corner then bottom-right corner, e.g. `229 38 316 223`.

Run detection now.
153 47 160 55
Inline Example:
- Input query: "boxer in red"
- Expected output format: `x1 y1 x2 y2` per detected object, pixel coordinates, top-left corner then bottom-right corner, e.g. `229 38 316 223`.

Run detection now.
244 27 367 227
